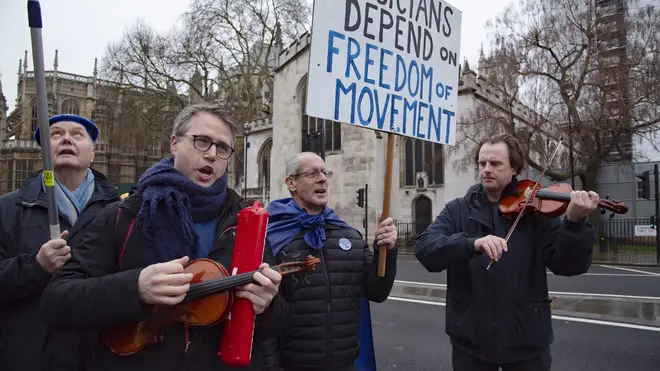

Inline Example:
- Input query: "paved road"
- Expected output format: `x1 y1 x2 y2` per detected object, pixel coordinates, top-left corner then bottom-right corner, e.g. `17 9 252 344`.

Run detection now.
396 255 660 297
371 298 660 371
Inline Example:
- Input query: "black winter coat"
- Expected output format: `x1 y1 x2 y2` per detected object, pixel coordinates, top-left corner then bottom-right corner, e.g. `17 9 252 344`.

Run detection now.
40 189 285 371
0 169 119 371
414 181 596 364
276 224 398 370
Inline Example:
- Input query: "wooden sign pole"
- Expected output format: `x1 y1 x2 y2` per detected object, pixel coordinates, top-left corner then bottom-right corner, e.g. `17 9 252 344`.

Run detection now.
378 132 395 277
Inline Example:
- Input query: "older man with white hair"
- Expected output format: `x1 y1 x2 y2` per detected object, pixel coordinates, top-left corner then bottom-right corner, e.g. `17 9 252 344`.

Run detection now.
266 151 399 371
0 114 119 371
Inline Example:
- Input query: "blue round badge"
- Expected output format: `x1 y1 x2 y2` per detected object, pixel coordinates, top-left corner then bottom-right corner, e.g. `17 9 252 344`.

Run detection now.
339 238 352 251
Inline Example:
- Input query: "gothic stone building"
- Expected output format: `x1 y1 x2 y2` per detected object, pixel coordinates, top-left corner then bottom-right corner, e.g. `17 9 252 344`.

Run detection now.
0 51 175 194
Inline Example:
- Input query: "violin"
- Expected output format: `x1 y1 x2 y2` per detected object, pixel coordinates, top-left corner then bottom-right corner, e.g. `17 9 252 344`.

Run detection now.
499 179 629 218
102 255 320 355
485 139 629 270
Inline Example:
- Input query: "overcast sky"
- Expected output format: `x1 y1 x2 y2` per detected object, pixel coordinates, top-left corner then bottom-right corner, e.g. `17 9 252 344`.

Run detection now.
0 0 513 113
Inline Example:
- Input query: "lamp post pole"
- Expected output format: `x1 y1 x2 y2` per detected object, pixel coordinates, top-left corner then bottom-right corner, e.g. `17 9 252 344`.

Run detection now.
243 123 251 199
566 85 576 189
569 131 575 189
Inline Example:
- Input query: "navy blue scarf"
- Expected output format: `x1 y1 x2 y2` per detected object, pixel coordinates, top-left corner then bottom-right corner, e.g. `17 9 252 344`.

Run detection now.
266 197 351 256
136 156 227 264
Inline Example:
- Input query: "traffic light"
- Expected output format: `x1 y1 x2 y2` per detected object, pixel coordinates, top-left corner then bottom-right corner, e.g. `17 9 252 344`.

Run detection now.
637 171 651 199
356 188 365 208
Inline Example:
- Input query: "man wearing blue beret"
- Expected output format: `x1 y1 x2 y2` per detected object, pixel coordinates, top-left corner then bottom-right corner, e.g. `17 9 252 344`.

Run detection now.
0 114 119 371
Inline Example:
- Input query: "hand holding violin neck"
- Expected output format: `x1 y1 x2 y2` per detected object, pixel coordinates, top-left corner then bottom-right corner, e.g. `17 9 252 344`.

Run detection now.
566 190 601 222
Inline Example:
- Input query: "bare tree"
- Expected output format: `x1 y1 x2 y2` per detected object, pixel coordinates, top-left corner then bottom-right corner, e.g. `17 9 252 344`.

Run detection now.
453 0 660 191
92 86 182 182
100 0 310 125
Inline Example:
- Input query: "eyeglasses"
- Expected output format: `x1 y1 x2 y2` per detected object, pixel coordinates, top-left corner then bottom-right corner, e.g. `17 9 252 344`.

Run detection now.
185 135 235 159
291 169 334 179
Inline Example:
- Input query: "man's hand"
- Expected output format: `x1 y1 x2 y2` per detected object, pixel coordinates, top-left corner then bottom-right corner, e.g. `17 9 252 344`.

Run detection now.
566 190 600 222
375 211 397 250
236 263 282 315
138 256 193 306
36 230 71 274
474 235 507 261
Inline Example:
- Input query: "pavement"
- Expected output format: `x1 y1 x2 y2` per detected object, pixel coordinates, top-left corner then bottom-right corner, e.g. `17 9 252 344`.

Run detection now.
370 298 660 371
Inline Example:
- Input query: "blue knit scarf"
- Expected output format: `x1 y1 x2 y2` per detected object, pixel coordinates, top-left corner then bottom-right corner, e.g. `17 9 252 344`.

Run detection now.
266 197 351 256
136 156 227 264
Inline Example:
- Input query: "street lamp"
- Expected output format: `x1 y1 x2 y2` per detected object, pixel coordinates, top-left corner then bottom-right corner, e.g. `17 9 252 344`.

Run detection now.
243 123 251 199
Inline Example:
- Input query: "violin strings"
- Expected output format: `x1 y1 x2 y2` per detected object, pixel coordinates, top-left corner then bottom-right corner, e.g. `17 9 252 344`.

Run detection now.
188 274 255 299
185 264 303 300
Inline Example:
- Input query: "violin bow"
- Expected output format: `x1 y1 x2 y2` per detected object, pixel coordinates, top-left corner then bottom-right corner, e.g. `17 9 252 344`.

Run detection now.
486 138 565 270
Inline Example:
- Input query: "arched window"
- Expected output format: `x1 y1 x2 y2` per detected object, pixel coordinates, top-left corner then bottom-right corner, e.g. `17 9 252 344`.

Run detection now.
258 139 272 188
61 99 80 115
30 98 38 133
402 138 444 186
405 139 414 185
299 75 342 153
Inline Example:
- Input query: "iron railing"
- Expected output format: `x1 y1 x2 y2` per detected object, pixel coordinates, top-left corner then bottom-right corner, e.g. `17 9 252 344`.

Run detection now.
596 217 658 265
395 217 659 265
394 220 432 249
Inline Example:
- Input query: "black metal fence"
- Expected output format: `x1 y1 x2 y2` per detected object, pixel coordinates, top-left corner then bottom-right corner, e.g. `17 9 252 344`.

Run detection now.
394 220 432 250
596 218 658 265
395 218 659 265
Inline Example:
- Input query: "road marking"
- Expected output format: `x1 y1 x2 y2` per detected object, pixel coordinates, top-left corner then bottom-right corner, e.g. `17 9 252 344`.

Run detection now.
596 264 660 277
393 280 660 301
400 271 658 277
577 273 655 277
395 280 446 287
386 297 660 332
387 296 446 306
551 315 660 332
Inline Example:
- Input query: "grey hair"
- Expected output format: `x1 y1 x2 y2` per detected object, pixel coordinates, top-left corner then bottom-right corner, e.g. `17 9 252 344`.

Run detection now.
285 152 321 177
171 102 238 141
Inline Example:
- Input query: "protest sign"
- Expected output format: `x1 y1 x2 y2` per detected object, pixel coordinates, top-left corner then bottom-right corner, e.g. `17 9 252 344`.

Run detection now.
306 0 462 145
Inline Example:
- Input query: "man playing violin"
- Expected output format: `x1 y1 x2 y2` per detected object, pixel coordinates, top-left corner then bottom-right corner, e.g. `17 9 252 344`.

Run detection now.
40 103 284 371
415 133 599 371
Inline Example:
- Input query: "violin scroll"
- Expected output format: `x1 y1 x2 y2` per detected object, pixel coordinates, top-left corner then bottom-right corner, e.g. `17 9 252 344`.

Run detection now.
275 255 321 276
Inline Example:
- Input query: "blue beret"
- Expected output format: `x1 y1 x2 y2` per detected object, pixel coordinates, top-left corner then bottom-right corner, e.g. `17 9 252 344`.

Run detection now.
34 114 99 145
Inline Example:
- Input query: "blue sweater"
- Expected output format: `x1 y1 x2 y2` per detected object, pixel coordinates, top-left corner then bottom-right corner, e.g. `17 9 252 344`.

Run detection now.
194 217 219 258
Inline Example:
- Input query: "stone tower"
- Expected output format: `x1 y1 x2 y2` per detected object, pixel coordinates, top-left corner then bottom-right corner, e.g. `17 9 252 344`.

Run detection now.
0 74 8 146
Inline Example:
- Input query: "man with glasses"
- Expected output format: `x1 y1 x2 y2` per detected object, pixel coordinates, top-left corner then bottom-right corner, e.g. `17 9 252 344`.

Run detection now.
265 152 399 371
40 103 285 371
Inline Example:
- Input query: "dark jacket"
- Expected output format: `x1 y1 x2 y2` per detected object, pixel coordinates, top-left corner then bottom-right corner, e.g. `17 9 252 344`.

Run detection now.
0 169 119 371
414 181 596 364
40 188 285 371
275 224 398 370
